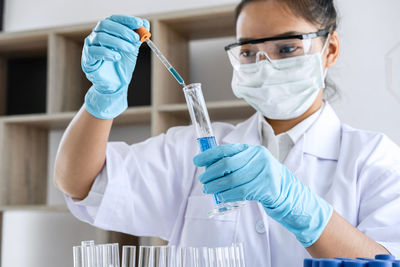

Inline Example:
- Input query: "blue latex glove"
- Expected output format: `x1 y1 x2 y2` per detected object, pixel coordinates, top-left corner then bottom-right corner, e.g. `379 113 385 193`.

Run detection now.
193 144 333 247
82 15 150 119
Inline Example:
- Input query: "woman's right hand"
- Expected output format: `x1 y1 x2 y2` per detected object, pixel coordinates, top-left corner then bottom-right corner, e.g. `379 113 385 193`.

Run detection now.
82 15 150 119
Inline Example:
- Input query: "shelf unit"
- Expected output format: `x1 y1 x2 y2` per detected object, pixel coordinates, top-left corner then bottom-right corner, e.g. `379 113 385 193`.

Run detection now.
0 3 254 258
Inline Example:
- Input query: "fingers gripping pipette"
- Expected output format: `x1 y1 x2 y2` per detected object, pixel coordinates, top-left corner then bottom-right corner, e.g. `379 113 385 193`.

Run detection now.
135 26 186 86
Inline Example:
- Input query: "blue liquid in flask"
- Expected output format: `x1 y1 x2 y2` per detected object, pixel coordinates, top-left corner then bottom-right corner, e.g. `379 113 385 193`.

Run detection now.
197 136 221 205
197 136 217 152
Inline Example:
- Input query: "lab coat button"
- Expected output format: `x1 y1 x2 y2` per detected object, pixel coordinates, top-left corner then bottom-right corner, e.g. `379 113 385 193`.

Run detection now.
255 220 266 234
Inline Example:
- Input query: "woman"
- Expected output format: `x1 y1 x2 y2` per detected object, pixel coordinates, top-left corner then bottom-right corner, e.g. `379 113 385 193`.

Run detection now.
54 0 400 266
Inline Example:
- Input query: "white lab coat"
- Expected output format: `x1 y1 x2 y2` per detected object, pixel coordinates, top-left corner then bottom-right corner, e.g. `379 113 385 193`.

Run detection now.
66 103 400 267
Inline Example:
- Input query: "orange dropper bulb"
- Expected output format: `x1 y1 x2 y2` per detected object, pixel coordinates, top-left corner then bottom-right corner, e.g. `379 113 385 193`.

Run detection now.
135 26 151 42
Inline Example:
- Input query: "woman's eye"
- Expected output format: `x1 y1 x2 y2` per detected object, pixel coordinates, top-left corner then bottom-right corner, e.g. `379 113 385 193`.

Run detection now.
279 45 298 54
239 50 256 58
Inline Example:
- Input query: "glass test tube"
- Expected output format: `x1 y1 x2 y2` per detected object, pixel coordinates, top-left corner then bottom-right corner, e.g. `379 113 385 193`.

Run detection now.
183 83 215 150
81 240 95 267
183 83 245 217
122 246 136 267
73 246 82 267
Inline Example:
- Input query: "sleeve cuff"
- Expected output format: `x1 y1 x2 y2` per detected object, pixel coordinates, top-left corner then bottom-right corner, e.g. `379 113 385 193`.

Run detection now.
64 166 108 223
377 241 400 258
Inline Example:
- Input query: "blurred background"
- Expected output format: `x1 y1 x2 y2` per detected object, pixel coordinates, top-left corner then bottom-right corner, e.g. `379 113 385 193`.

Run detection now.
0 0 399 266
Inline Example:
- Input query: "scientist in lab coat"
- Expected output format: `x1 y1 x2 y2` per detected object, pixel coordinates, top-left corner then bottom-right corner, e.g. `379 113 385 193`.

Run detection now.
54 0 400 266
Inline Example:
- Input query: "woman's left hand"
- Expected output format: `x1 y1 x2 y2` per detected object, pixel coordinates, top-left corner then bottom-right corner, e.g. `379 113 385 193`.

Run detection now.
193 143 333 247
194 144 284 205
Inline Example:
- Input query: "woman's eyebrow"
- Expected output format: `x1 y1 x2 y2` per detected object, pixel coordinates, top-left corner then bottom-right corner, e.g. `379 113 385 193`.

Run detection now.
238 37 253 42
237 31 304 42
274 31 304 37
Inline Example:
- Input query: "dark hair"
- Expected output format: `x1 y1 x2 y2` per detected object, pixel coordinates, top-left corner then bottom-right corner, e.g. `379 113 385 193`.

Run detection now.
235 0 338 31
235 0 340 100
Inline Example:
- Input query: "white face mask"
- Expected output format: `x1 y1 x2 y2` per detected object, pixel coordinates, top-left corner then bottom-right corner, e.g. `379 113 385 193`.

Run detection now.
231 39 329 120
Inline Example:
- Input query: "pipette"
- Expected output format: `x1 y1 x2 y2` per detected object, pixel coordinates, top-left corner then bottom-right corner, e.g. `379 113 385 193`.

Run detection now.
135 26 186 86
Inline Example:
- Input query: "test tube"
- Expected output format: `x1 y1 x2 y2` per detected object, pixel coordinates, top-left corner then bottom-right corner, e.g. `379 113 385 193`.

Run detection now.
236 243 246 267
183 83 245 217
73 246 82 267
81 240 95 267
183 83 215 149
122 246 136 267
138 246 154 267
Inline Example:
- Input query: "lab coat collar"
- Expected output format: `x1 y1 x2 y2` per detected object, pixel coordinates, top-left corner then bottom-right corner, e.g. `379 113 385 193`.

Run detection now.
302 102 341 160
221 102 341 160
221 112 262 146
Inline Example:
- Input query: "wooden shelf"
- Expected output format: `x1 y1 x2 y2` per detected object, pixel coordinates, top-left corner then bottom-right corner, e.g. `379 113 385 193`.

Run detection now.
0 30 48 56
0 106 152 129
157 100 253 121
0 205 68 212
52 23 94 42
152 100 252 135
152 4 236 40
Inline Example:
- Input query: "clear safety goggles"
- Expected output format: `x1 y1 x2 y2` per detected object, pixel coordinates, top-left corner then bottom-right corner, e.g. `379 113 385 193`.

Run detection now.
225 27 331 69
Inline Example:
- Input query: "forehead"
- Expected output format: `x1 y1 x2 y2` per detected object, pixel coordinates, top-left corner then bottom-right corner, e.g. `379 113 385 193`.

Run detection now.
236 1 318 39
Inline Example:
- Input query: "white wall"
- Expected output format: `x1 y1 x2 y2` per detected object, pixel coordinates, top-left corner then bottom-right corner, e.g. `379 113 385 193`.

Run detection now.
1 210 98 267
330 0 400 143
3 0 239 32
190 36 237 102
